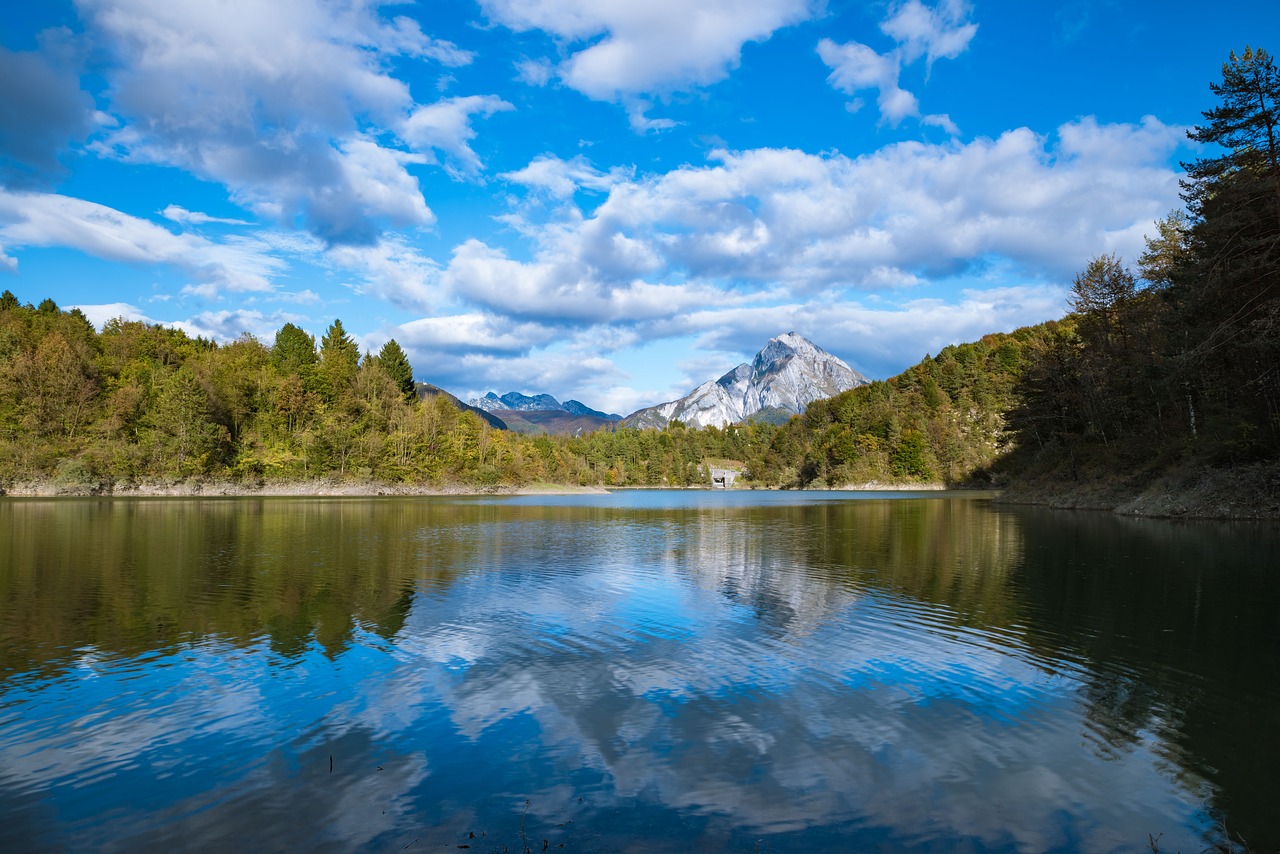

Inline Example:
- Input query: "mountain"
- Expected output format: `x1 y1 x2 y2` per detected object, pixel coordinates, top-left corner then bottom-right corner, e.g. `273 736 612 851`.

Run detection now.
471 391 563 413
470 391 622 421
415 383 508 430
623 333 869 429
562 399 622 421
467 390 621 435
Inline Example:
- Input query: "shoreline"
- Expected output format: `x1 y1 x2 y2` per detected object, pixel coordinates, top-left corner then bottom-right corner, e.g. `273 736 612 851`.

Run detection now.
994 458 1280 522
4 472 1274 521
0 479 612 498
0 477 956 499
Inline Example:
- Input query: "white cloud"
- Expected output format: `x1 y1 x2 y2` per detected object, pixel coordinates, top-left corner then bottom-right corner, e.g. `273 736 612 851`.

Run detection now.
442 238 743 324
481 0 814 115
488 119 1181 307
515 57 554 87
390 313 560 355
160 205 251 226
71 301 305 344
71 301 156 327
399 95 515 174
77 0 504 244
0 190 285 293
175 308 308 342
501 155 630 199
881 0 978 67
819 0 975 131
325 235 443 312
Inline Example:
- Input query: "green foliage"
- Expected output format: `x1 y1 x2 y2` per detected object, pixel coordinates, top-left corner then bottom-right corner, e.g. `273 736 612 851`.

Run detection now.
316 319 359 406
376 339 416 402
270 323 318 380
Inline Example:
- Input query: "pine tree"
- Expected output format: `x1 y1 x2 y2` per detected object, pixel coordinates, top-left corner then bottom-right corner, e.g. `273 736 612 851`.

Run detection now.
316 319 360 406
1185 46 1280 231
270 323 318 379
1178 46 1280 447
376 339 416 402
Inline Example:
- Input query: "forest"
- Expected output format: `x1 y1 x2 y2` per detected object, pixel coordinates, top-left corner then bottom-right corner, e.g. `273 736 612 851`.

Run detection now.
1 47 1276 500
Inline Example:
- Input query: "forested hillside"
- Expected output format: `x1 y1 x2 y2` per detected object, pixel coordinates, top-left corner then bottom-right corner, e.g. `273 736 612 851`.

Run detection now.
996 47 1280 509
0 288 1051 492
0 299 779 491
744 323 1061 487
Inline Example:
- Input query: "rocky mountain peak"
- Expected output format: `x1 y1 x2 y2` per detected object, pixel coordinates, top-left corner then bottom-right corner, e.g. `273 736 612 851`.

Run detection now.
623 334 869 429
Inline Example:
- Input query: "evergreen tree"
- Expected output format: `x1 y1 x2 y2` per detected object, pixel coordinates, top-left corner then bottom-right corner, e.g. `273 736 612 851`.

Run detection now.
1185 46 1280 230
376 339 416 402
316 319 360 406
270 323 318 378
1179 46 1280 448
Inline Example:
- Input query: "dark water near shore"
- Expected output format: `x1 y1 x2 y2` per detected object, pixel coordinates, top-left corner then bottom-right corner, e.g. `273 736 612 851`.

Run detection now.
1 492 1277 852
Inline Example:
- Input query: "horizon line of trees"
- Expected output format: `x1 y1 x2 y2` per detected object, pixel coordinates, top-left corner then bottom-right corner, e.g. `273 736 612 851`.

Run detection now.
0 294 785 489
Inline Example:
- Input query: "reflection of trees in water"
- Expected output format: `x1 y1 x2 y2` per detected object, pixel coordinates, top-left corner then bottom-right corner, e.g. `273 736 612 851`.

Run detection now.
661 498 1026 641
1004 510 1280 851
0 499 477 677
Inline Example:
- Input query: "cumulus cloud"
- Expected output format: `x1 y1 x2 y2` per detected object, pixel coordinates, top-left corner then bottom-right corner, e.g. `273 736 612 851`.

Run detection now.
481 0 814 119
501 155 631 200
484 118 1181 311
325 235 442 311
399 95 515 174
77 0 503 244
442 238 744 324
0 44 94 187
819 0 975 131
0 190 285 293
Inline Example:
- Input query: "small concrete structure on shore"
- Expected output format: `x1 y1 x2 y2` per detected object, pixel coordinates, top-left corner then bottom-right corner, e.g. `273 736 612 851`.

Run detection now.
709 467 742 489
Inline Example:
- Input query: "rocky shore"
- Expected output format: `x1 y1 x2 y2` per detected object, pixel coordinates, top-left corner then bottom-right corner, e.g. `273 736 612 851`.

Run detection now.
996 459 1280 521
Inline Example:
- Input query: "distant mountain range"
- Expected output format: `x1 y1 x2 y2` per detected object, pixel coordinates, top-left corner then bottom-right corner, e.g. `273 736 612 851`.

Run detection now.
470 391 622 421
623 333 869 429
462 333 867 434
466 391 621 436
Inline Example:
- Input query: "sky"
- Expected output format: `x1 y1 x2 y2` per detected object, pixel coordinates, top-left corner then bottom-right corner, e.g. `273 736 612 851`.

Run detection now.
0 0 1276 415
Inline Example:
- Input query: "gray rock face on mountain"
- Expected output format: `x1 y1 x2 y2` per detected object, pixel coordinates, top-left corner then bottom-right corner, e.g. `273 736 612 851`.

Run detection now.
470 391 564 413
623 333 869 429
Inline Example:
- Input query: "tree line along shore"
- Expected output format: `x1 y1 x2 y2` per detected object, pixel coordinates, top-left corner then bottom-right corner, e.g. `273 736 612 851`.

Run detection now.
2 48 1277 519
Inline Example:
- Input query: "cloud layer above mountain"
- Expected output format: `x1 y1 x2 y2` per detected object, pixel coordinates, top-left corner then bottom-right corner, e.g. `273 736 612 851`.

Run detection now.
0 0 1245 414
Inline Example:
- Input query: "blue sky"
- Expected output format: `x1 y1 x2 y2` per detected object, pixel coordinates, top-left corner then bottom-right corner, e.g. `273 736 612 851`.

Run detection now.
0 0 1275 414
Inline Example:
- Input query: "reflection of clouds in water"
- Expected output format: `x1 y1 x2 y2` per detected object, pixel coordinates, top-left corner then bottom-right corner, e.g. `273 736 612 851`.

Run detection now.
0 645 270 795
84 732 429 852
338 517 1203 851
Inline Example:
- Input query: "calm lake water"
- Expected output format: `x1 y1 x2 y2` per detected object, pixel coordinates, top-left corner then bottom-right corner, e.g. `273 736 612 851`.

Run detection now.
1 491 1277 852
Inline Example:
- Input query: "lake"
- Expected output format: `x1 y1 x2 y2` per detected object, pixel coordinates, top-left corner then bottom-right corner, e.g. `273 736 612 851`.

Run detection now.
1 491 1277 852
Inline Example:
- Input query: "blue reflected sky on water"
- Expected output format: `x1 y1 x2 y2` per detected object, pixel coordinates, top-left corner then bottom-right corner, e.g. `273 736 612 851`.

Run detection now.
1 492 1266 852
